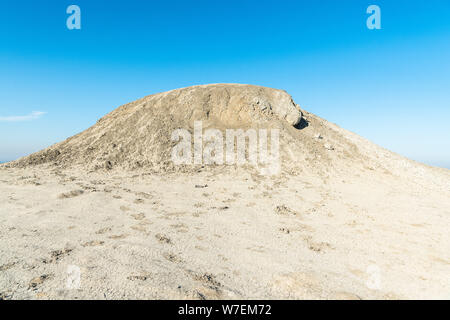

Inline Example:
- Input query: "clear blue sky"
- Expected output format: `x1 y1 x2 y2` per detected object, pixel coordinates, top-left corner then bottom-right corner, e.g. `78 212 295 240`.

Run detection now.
1 0 449 167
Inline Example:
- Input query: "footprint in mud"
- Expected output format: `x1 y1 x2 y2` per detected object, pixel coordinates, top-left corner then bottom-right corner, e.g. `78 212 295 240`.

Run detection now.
109 234 128 240
130 224 148 233
170 223 189 233
103 187 113 193
192 211 206 217
271 272 321 299
82 240 105 247
127 274 151 281
163 252 182 263
78 184 98 192
134 198 145 204
275 205 299 216
303 236 332 253
135 192 153 199
42 249 72 264
171 223 188 228
138 219 152 226
155 234 172 244
189 272 223 299
58 190 84 199
246 245 265 253
95 227 112 234
222 198 236 204
90 180 105 186
131 213 145 220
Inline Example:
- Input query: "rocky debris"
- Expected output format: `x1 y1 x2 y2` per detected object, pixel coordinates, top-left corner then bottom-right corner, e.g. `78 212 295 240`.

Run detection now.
29 274 52 290
127 275 150 281
58 190 84 199
42 249 73 264
155 234 172 244
279 227 290 234
193 273 222 289
275 205 298 216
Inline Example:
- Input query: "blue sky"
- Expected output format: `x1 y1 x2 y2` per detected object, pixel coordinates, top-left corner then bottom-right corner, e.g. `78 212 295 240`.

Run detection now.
1 0 449 167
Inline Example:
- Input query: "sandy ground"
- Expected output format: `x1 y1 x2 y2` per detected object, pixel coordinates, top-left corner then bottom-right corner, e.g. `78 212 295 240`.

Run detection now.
1 164 449 300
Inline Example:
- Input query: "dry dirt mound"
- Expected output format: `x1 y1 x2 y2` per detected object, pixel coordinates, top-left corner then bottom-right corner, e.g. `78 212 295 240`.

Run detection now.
5 84 448 182
8 84 302 171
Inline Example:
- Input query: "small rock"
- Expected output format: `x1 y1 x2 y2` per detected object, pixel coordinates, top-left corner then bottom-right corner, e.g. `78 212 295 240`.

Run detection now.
155 234 171 244
58 190 84 199
29 274 51 289
0 292 12 300
105 161 113 170
275 205 298 216
127 275 149 281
